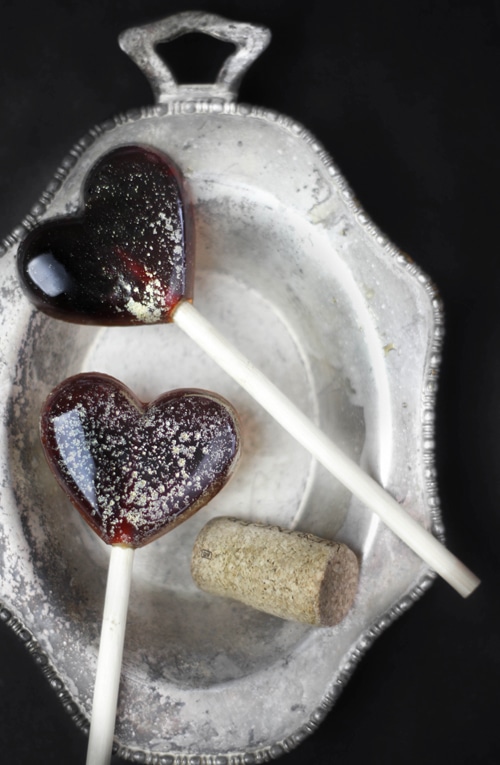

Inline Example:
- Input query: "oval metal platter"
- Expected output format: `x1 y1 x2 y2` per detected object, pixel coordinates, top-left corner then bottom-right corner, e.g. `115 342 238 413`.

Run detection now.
0 11 443 763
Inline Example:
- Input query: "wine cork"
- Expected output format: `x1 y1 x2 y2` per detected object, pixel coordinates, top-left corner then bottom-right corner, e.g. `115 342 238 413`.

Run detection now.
191 517 359 627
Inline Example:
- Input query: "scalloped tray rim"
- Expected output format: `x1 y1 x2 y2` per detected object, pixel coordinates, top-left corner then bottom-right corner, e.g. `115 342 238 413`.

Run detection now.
0 97 445 764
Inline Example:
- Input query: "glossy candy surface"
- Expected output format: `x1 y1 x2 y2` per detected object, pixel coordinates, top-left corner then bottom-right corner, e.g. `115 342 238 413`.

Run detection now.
40 373 240 547
17 145 194 325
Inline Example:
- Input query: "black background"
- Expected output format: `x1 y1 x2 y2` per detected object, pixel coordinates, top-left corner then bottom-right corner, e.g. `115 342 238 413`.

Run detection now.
0 1 498 763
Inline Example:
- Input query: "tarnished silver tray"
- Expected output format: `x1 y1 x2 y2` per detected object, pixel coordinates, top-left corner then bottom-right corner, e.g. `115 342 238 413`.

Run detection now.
0 11 443 763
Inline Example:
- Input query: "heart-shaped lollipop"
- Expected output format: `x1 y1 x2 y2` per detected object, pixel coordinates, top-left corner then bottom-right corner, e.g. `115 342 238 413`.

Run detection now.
40 372 240 765
18 145 194 325
18 144 479 600
40 372 240 547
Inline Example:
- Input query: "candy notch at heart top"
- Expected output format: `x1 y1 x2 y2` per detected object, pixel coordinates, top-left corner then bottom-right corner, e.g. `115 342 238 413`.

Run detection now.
18 145 194 325
40 373 241 547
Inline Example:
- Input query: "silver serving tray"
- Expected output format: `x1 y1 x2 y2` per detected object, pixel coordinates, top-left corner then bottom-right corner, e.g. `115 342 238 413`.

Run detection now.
0 11 444 763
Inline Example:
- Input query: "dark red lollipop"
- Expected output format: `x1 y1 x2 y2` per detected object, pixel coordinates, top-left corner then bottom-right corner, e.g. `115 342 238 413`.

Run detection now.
40 373 240 547
38 372 240 764
18 145 478 598
18 145 194 325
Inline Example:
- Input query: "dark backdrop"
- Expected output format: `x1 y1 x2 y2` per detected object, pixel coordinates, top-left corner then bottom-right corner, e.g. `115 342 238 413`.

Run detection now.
0 1 498 763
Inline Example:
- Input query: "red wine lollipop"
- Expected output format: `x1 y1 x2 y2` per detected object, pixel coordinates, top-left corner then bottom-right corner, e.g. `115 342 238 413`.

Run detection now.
39 372 240 765
18 144 479 599
40 373 240 547
18 145 194 325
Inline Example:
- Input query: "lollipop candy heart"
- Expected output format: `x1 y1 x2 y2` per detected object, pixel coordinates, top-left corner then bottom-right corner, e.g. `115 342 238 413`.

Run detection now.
18 145 194 325
40 373 240 547
17 140 479 597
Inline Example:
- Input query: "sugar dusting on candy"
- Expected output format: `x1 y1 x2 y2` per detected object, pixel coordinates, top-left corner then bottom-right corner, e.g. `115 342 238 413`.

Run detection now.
40 374 240 547
17 145 194 325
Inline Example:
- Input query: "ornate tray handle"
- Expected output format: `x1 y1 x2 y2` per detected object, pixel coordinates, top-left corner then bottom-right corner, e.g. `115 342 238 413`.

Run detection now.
119 11 271 103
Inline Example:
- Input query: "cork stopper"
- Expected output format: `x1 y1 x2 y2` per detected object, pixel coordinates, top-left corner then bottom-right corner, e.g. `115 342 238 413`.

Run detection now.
191 517 359 627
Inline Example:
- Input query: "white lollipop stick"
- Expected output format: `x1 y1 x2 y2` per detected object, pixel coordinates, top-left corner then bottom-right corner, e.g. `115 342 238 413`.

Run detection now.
85 545 135 765
173 300 480 598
